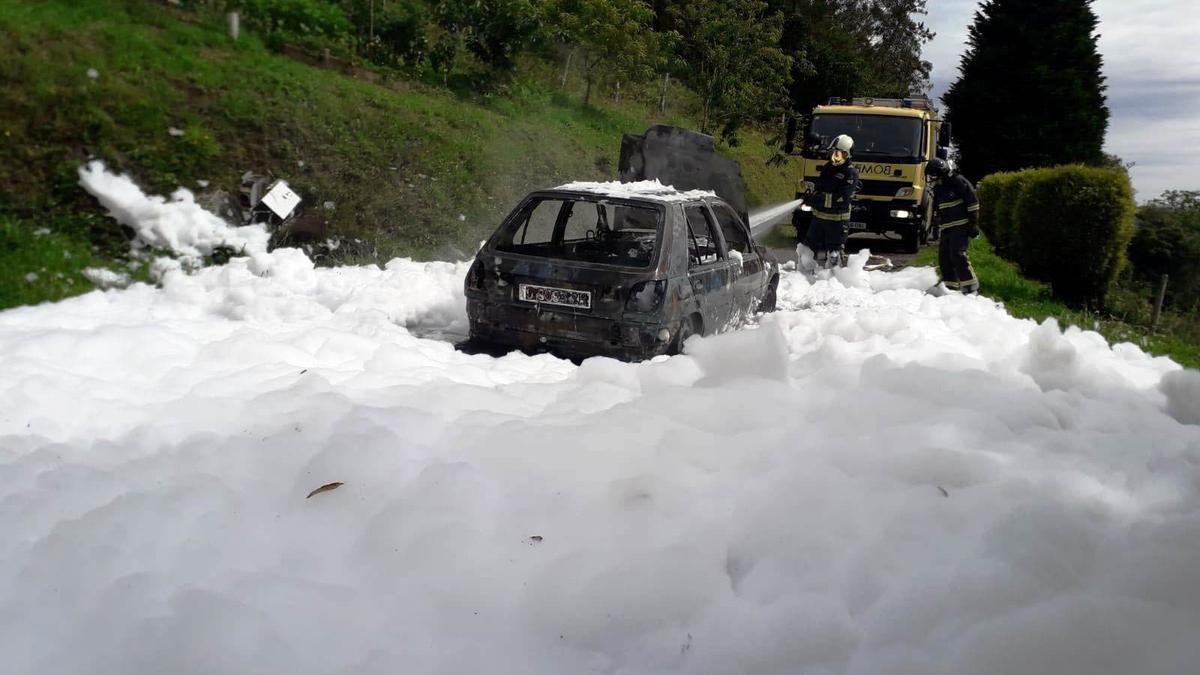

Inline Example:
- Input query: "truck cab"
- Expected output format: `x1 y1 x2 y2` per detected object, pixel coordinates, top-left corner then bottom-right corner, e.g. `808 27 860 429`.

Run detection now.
791 97 951 253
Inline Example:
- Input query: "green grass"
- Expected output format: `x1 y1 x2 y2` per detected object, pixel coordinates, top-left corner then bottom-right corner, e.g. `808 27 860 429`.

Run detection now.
0 0 796 309
915 236 1200 367
0 214 99 307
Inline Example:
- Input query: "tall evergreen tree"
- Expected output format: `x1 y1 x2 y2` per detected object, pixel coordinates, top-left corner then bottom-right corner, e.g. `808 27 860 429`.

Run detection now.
943 0 1109 181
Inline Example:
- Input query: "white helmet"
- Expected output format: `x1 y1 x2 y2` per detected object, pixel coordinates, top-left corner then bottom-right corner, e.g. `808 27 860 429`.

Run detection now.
830 134 854 155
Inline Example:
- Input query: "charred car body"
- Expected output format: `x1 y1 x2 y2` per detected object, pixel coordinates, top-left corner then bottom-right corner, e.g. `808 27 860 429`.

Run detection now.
465 182 780 361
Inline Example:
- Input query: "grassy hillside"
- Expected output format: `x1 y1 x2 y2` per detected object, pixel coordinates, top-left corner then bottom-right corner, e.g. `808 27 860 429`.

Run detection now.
0 0 796 309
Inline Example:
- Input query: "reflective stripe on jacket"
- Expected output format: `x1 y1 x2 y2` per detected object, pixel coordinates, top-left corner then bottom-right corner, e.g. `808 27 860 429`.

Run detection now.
812 162 860 222
933 174 979 229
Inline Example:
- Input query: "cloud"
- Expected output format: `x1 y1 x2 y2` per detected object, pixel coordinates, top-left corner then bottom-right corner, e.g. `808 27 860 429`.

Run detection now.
924 0 1200 200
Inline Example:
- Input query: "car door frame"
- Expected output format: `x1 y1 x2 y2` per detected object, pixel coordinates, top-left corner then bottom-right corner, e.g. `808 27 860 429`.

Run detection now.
681 201 736 335
705 198 766 319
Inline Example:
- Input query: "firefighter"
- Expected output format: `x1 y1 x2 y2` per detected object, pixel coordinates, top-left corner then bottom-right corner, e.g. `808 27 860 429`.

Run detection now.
926 157 980 293
806 134 859 268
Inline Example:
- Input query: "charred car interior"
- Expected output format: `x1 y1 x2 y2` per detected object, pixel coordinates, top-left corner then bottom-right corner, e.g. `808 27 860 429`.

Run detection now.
494 197 663 269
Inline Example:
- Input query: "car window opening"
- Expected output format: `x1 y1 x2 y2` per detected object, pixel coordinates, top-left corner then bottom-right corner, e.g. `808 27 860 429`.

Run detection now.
711 203 750 255
497 197 662 268
685 205 721 267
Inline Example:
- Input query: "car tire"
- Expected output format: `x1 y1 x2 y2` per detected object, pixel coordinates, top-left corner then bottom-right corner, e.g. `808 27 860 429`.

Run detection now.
759 275 779 313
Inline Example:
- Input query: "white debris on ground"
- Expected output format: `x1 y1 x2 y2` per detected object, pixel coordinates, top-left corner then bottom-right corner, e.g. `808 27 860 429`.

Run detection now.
81 266 132 290
1 165 1199 675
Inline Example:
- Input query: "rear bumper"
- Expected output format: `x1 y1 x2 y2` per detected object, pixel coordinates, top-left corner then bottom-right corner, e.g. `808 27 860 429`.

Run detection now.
466 298 673 361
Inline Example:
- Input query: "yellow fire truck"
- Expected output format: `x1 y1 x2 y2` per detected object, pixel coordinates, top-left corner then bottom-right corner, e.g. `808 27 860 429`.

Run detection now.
789 96 951 253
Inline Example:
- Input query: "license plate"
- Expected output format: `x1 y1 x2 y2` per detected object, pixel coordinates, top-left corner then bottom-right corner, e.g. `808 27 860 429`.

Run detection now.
848 221 868 230
519 284 591 310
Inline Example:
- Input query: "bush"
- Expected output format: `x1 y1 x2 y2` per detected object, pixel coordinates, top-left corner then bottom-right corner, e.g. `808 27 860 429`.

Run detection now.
977 170 1041 263
1129 203 1200 312
975 172 1004 243
1012 164 1134 308
976 171 1022 257
239 0 353 51
340 0 430 69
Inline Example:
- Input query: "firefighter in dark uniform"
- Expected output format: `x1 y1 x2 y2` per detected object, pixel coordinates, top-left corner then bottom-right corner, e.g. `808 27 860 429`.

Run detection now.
807 134 860 268
927 158 980 293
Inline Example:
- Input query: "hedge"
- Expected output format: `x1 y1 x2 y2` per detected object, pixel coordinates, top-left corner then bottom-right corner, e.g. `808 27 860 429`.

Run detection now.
975 172 1006 244
976 171 1028 259
978 164 1134 308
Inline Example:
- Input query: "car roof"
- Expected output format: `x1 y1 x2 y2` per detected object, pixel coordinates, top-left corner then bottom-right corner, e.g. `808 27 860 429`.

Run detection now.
548 180 719 205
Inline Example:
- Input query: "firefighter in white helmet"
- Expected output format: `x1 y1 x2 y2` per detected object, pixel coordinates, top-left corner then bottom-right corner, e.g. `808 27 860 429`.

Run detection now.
805 134 860 268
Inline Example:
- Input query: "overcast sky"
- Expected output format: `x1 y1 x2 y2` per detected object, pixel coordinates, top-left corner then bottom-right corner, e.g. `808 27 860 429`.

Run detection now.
923 0 1200 201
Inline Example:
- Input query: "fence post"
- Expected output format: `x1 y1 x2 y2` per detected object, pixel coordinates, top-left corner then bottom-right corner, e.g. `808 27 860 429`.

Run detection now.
227 11 239 41
1151 273 1169 332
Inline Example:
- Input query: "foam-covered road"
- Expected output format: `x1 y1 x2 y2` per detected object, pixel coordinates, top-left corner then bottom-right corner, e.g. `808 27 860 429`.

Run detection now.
2 164 1199 675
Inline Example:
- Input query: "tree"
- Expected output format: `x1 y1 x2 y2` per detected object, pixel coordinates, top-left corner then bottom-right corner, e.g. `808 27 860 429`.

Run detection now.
340 0 430 68
943 0 1109 181
1129 196 1200 312
544 0 659 106
429 0 544 73
766 1 934 135
668 0 792 137
858 0 934 96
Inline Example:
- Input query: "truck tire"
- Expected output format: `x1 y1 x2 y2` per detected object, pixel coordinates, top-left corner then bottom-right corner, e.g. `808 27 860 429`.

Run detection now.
902 223 920 253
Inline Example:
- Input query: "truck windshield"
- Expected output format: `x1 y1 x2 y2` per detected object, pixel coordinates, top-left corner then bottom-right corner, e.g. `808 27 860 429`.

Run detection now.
494 197 662 268
811 114 924 161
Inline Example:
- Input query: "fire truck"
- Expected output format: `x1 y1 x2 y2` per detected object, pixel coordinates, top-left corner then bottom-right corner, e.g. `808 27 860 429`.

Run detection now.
789 96 952 253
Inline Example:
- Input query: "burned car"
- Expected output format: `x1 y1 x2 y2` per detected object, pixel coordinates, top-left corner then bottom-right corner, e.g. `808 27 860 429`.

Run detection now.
464 182 780 361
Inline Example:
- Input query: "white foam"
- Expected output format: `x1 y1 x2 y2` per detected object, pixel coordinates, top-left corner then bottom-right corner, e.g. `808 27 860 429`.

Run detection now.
0 165 1197 674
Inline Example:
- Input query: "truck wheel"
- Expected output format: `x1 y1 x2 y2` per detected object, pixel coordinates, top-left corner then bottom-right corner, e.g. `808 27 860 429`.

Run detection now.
902 224 920 253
